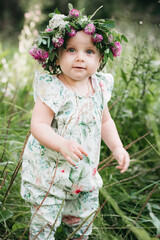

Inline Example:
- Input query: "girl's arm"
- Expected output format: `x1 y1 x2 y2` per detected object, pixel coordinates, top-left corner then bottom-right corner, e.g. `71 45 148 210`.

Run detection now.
101 106 130 173
31 97 88 165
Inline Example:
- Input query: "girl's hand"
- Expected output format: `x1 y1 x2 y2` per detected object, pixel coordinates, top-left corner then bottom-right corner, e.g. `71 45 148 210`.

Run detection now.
59 139 88 166
113 147 130 173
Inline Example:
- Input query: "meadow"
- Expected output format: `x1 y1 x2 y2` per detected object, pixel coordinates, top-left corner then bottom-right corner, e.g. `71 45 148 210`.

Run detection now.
0 5 160 240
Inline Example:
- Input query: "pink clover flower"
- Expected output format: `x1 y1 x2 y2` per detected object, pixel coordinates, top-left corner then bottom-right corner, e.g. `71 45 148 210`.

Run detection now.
92 34 103 43
53 37 64 48
110 41 122 57
84 23 95 35
67 26 77 37
69 9 79 18
29 46 49 63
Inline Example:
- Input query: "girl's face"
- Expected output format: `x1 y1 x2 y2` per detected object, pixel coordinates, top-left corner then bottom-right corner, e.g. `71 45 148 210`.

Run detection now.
57 31 102 82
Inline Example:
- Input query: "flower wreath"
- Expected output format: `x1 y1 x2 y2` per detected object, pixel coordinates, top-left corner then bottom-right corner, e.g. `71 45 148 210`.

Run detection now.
29 3 128 75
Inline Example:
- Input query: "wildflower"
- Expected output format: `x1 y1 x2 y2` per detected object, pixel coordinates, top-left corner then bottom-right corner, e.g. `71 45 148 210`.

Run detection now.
108 34 113 43
45 28 53 32
52 37 64 48
69 9 79 18
29 46 49 63
84 23 95 35
48 14 67 30
92 34 103 43
67 26 76 37
110 41 122 57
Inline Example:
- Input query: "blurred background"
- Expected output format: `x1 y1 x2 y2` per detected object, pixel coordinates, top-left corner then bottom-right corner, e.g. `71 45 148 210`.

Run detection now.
0 0 160 44
0 1 160 239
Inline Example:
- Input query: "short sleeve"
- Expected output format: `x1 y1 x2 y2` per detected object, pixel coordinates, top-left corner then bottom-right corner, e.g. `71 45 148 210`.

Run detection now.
33 71 63 115
95 72 114 109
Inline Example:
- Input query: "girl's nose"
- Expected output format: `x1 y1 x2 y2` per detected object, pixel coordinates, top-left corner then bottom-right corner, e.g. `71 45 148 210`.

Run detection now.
75 52 85 62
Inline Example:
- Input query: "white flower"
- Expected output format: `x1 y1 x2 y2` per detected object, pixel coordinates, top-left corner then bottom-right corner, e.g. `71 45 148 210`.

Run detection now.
52 33 63 43
48 14 68 31
78 16 88 24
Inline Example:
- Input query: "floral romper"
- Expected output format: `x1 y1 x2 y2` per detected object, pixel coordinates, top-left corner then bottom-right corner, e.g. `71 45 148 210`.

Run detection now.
21 71 114 239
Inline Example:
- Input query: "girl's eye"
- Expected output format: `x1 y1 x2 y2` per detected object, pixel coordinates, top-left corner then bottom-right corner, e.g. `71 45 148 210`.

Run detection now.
87 49 94 54
68 48 75 53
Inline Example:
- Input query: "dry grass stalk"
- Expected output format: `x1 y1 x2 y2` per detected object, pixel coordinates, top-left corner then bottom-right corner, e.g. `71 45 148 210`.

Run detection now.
124 184 157 240
98 131 150 172
104 166 160 188
2 130 31 205
0 89 17 162
77 197 109 240
0 171 8 191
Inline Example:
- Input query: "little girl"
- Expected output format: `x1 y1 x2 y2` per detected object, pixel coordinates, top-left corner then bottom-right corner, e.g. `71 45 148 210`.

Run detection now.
21 4 130 240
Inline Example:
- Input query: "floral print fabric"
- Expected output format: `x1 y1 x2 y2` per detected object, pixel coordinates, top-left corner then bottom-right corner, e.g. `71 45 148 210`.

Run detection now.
29 190 98 239
21 72 114 203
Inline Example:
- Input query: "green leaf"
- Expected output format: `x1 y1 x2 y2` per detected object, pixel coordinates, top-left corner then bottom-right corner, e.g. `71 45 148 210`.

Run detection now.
0 209 13 223
12 222 26 231
38 36 43 46
48 13 54 18
54 8 60 14
81 21 87 28
49 51 56 62
79 8 85 14
47 38 50 48
66 24 71 33
121 69 127 83
69 22 80 30
102 20 116 29
68 3 73 11
121 34 128 42
49 44 54 53
42 39 47 45
108 50 113 61
149 212 160 233
104 52 108 62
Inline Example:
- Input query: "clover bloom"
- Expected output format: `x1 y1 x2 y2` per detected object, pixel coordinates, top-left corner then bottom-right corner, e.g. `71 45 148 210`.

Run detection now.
92 34 103 43
110 41 122 57
67 26 76 37
29 46 49 63
84 23 96 35
108 34 113 43
69 9 79 18
52 37 64 48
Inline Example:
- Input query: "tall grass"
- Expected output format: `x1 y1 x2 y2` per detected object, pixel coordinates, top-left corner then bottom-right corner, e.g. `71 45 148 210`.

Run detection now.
0 7 160 240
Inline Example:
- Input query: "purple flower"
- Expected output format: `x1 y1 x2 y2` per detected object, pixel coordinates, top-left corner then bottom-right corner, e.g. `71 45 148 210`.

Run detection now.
52 37 64 48
69 9 79 18
108 34 113 43
84 23 96 35
92 34 103 43
45 28 53 32
67 26 77 37
110 42 122 57
29 46 49 63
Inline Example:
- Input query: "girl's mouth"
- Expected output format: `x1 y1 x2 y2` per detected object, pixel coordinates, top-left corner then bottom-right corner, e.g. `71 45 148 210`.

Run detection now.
73 66 86 70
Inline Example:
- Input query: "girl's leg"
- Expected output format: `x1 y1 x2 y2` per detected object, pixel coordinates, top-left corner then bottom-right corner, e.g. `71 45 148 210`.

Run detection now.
30 202 63 240
62 190 99 239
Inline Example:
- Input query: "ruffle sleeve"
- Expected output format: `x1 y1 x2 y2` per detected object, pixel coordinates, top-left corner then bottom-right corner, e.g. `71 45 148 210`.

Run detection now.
33 71 63 115
96 72 114 109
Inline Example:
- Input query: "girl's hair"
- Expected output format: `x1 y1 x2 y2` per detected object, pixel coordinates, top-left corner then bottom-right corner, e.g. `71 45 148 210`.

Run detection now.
29 3 127 75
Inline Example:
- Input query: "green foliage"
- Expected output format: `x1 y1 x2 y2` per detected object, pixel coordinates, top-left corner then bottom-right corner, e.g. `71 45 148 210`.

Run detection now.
0 6 160 240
